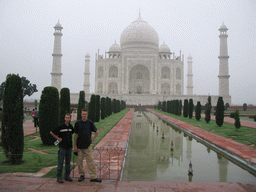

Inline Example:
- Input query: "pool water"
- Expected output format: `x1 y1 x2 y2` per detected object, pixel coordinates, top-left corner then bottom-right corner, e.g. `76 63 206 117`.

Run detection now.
121 110 256 183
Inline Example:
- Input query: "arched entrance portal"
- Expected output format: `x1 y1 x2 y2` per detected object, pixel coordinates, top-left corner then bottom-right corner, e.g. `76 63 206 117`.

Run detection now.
129 64 150 94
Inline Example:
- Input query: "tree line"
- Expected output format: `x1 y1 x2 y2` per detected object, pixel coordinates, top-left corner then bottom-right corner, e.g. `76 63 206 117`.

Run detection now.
1 75 126 164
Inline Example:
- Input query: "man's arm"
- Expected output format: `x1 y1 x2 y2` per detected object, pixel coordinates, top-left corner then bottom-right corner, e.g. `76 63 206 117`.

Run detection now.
92 130 99 143
50 132 62 142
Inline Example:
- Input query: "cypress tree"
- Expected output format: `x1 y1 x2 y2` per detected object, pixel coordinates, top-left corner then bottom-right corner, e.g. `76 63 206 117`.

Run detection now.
179 100 182 116
243 103 247 111
107 97 112 116
59 88 70 123
216 97 225 127
1 74 24 164
188 99 194 119
95 95 100 122
170 100 174 114
183 99 188 117
234 109 241 129
101 97 106 120
167 101 171 113
205 96 212 123
175 100 179 115
88 94 96 122
162 101 167 112
195 101 201 121
158 101 162 110
39 86 59 145
117 100 121 112
77 91 85 120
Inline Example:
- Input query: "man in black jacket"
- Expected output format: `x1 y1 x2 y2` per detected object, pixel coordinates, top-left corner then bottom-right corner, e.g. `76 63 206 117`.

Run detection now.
50 113 74 183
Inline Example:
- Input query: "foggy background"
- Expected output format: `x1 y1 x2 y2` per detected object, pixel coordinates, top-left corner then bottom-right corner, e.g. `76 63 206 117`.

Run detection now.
0 0 255 105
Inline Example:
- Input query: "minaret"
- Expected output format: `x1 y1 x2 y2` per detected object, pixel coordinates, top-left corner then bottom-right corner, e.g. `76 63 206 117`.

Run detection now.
218 23 230 96
186 54 193 95
83 53 90 93
51 21 63 92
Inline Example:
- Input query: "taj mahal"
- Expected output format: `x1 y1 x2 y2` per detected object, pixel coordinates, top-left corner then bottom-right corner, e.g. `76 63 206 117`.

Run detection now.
50 14 231 106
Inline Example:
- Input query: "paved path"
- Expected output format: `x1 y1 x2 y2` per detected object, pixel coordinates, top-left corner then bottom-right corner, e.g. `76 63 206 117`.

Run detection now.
1 108 256 191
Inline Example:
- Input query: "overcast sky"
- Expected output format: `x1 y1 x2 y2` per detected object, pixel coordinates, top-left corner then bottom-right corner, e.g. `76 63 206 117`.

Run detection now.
0 0 255 105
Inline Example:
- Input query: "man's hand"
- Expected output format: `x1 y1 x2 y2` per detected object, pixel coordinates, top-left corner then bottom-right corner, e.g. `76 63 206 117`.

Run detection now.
58 138 62 142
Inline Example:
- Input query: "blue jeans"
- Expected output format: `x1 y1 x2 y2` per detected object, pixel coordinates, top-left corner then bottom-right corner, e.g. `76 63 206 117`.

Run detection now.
57 147 72 179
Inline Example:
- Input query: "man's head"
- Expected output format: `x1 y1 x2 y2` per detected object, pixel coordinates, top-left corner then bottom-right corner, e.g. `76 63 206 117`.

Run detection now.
64 113 71 123
81 108 88 121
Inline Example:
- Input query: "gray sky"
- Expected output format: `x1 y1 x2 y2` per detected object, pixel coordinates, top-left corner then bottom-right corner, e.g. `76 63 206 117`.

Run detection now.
0 0 255 105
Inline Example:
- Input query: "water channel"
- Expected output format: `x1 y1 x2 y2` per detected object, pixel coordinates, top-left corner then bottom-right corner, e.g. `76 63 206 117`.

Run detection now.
121 110 256 183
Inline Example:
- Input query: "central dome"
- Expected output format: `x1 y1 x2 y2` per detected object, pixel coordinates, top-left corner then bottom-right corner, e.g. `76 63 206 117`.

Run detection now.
120 16 159 48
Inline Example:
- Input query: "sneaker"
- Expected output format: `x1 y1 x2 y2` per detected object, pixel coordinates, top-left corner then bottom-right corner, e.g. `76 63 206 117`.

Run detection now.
64 177 73 182
90 178 102 182
57 178 63 183
78 175 84 182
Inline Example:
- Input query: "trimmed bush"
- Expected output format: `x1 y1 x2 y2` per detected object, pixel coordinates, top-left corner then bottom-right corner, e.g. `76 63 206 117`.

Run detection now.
205 96 212 123
195 101 201 121
101 97 106 120
95 95 100 122
188 99 194 119
179 100 182 116
77 91 85 120
215 97 224 127
230 112 235 118
167 101 171 113
1 74 24 164
106 97 112 116
158 101 162 110
234 109 241 129
59 88 70 123
162 101 167 112
183 99 188 117
39 86 59 145
88 94 96 122
254 115 256 122
243 103 247 111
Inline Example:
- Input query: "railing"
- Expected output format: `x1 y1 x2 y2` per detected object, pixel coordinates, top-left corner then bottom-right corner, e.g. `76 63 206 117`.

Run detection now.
0 147 124 180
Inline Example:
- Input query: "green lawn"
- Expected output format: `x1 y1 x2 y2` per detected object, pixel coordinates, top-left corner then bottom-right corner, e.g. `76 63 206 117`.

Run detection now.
0 108 129 177
152 109 256 149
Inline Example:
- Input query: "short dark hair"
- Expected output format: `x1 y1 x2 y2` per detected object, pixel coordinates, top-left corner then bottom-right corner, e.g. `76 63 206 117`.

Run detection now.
65 113 71 117
81 108 88 112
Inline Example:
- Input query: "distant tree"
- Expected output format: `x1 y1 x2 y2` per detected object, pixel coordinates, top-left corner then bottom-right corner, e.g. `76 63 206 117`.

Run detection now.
175 100 179 115
179 100 182 116
101 97 106 120
77 91 85 120
183 99 188 117
59 88 70 123
106 97 111 117
243 103 247 111
167 101 171 113
195 101 201 121
121 100 126 110
205 96 212 123
116 99 121 112
39 86 59 145
234 109 241 129
0 74 38 101
188 99 194 119
34 99 38 107
88 94 96 122
254 115 256 122
225 103 230 110
158 101 162 110
162 101 167 112
1 74 24 164
215 97 224 127
95 95 100 122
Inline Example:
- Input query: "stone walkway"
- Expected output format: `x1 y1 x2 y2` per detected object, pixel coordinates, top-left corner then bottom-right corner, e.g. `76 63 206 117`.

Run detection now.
1 108 256 191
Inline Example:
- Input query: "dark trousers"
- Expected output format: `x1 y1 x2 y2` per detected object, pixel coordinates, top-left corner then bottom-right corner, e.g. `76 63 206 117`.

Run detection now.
57 147 72 179
34 117 39 127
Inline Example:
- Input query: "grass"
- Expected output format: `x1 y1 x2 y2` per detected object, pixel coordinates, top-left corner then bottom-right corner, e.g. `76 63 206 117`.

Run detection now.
0 108 129 177
152 109 256 149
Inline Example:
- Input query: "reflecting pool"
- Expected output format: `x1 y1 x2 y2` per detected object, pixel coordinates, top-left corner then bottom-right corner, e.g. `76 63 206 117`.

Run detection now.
121 110 256 183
